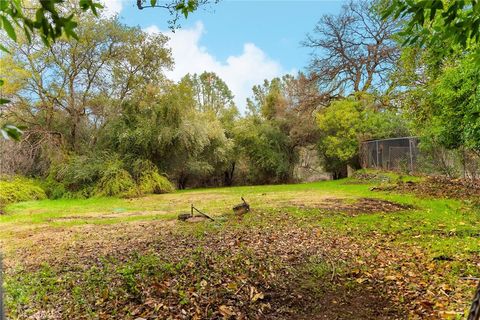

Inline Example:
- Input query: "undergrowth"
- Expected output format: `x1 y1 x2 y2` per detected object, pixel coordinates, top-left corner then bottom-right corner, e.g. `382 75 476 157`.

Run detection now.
43 156 174 200
0 177 46 209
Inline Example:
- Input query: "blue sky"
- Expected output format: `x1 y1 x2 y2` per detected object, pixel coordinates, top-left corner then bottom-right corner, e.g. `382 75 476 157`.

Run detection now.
103 0 345 110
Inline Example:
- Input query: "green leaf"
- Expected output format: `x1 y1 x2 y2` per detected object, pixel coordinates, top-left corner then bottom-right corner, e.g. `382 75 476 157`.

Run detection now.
0 43 9 53
175 3 185 11
92 3 103 16
0 98 9 104
1 16 17 41
150 0 157 7
381 5 396 20
1 124 23 141
23 25 31 43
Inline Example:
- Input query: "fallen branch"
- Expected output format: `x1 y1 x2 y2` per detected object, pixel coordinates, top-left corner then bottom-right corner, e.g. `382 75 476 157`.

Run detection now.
192 204 215 221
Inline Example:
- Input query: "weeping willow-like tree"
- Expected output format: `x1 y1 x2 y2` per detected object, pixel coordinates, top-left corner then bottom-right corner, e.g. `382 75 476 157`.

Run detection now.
102 81 232 189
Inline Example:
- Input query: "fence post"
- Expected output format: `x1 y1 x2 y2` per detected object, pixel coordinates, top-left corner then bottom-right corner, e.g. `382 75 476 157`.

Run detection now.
409 139 414 172
376 140 379 168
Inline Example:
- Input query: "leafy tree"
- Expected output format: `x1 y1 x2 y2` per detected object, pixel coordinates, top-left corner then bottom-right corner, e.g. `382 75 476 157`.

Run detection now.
2 14 172 151
236 76 321 184
418 57 480 153
102 81 231 189
182 72 237 119
0 0 101 140
181 72 239 185
0 0 218 140
316 95 409 178
383 0 480 59
248 75 320 148
234 116 295 184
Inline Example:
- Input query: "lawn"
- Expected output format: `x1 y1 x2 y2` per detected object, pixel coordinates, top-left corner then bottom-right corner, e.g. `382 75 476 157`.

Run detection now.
2 174 480 319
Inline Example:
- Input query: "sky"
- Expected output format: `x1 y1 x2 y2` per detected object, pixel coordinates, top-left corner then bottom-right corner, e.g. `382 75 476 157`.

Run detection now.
102 0 345 110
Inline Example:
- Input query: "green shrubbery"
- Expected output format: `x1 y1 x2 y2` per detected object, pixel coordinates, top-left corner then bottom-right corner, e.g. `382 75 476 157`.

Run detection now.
93 159 138 198
43 155 174 199
133 160 175 195
0 177 47 208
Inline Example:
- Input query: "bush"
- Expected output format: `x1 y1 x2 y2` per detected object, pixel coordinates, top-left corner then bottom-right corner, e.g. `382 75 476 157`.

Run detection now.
133 159 175 194
138 170 174 194
93 159 138 198
43 155 175 199
44 155 105 199
42 177 67 200
0 177 47 208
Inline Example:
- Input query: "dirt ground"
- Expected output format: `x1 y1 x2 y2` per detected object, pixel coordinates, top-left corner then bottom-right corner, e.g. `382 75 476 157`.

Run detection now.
372 175 480 200
5 215 408 320
3 183 478 320
288 197 413 215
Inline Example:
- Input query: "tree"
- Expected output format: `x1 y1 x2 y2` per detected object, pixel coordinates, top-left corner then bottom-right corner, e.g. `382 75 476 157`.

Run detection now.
136 0 220 29
304 0 399 95
180 72 239 186
316 94 409 178
234 117 295 184
247 75 321 148
183 72 237 117
0 0 218 140
236 75 323 184
102 81 231 189
383 0 480 59
0 0 101 140
417 57 480 153
2 15 172 151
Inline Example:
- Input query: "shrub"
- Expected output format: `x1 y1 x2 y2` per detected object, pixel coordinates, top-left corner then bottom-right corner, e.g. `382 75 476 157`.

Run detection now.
93 160 138 198
44 155 105 199
138 171 174 194
43 156 174 199
42 177 67 200
0 177 47 208
133 159 174 194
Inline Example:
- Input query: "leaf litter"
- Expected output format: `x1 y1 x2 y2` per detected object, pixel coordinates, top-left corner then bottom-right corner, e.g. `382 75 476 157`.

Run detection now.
3 196 479 319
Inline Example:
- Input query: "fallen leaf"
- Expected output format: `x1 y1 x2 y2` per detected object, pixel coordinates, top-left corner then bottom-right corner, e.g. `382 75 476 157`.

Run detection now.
219 305 235 317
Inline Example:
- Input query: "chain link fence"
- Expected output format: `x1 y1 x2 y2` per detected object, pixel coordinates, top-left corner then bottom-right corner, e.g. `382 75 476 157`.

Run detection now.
360 137 419 172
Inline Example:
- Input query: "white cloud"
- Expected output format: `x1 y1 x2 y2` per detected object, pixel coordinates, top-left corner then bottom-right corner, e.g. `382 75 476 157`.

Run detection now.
100 0 123 17
145 22 292 112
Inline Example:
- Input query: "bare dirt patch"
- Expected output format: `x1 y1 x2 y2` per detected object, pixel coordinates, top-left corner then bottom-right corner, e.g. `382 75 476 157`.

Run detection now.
47 210 170 222
372 176 480 200
289 197 412 215
3 220 176 269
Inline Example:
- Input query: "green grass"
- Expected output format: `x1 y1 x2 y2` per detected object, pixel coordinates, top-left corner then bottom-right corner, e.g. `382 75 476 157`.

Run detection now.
3 173 480 319
3 176 479 259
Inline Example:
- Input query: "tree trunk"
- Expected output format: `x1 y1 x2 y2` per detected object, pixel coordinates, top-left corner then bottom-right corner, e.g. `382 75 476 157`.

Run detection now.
223 162 235 186
177 174 188 190
333 165 348 180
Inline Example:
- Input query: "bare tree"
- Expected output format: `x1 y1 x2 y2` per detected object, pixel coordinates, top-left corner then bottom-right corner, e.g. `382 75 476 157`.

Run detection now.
303 0 399 95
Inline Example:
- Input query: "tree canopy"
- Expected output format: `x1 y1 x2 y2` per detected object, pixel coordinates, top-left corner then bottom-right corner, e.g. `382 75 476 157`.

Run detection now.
383 0 480 59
